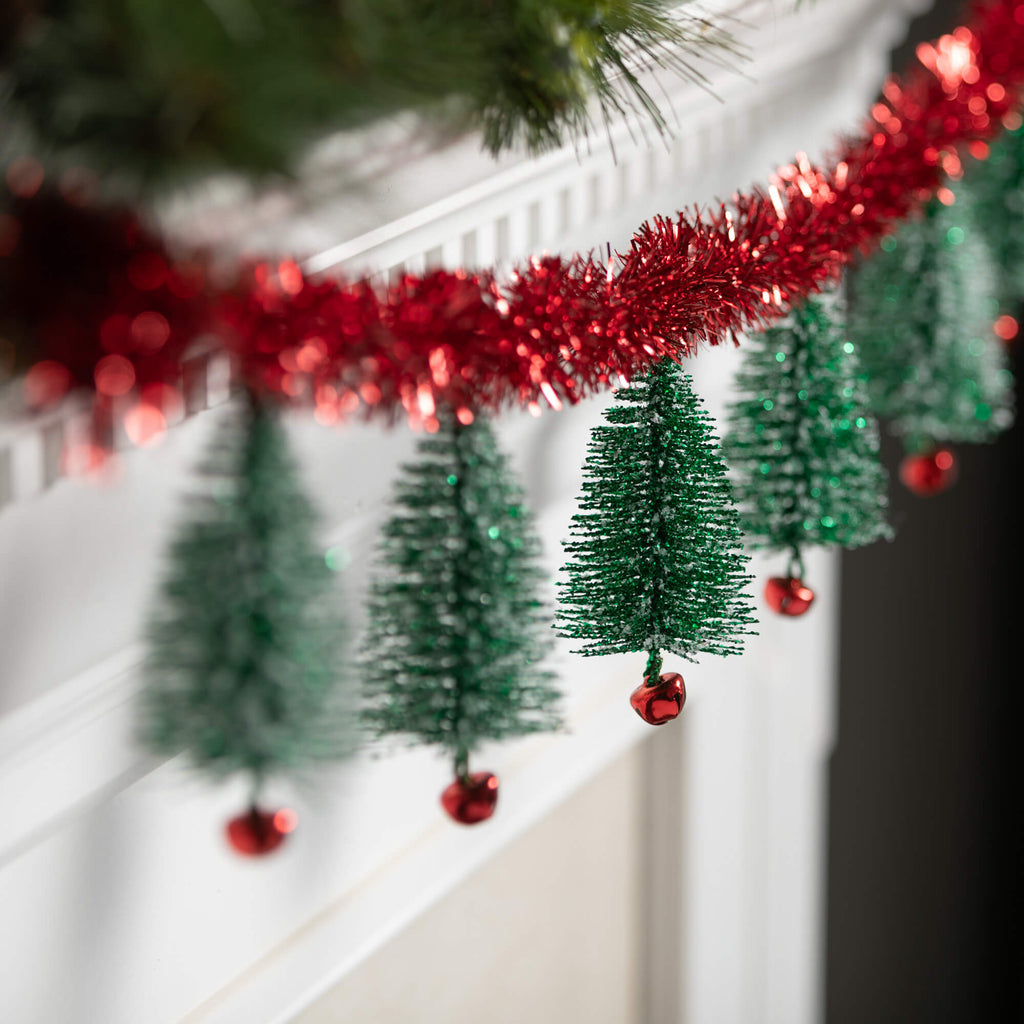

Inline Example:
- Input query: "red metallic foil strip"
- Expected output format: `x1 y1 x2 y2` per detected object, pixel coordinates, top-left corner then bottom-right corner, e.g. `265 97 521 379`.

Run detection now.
219 0 1024 422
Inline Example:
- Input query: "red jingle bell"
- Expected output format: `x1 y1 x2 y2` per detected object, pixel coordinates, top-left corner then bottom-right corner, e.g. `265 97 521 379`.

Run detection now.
899 448 957 496
630 672 686 725
764 577 815 617
441 772 499 825
225 806 297 856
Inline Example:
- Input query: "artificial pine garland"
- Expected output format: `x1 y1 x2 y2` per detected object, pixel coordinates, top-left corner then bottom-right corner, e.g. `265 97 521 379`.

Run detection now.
559 359 755 723
384 0 742 157
0 0 739 189
724 296 892 614
847 197 1014 461
361 409 560 824
141 392 350 853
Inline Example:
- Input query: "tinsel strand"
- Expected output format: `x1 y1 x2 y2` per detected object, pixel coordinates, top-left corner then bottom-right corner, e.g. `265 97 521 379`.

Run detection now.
217 0 1024 427
9 1 1024 435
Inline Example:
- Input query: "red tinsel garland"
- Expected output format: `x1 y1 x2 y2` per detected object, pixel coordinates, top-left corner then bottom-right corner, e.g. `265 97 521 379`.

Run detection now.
219 0 1024 428
12 0 1024 434
1 185 209 420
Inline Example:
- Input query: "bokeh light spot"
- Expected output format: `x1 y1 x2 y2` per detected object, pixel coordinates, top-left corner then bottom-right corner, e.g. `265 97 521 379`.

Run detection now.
273 808 299 834
5 157 44 198
994 314 1018 341
278 261 304 296
324 546 351 572
131 312 171 352
124 402 167 447
95 354 136 396
24 361 73 408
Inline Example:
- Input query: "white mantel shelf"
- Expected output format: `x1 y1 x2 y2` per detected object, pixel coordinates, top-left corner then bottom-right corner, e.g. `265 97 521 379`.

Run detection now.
0 2 928 1022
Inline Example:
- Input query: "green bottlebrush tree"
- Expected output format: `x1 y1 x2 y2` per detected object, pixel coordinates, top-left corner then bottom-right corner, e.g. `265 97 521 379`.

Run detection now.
559 359 755 693
1 0 742 190
724 296 893 581
847 196 1014 454
361 410 561 787
142 393 350 811
962 123 1024 312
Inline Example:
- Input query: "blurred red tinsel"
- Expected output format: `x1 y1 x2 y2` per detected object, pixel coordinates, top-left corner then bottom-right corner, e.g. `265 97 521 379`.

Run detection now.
4 0 1024 438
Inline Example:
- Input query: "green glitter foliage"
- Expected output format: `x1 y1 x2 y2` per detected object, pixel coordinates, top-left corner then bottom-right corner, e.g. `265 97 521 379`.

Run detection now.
1 0 741 190
361 411 561 777
559 359 755 681
724 297 892 573
962 124 1024 311
142 394 350 795
847 197 1014 452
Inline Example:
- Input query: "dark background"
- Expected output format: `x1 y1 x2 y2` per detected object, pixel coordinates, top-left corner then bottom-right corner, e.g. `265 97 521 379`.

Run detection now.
825 2 1024 1020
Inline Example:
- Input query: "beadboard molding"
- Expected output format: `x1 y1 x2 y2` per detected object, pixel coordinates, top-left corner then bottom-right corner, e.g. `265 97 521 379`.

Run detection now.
0 2 925 1021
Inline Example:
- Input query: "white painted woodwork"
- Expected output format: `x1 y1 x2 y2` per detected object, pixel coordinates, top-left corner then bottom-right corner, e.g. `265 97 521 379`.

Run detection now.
0 2 929 1021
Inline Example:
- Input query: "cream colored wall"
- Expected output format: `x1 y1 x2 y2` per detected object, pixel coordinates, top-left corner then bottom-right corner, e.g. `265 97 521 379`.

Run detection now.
294 745 645 1024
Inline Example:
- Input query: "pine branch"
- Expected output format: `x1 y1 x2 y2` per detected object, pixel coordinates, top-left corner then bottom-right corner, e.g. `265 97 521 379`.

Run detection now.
1 0 746 191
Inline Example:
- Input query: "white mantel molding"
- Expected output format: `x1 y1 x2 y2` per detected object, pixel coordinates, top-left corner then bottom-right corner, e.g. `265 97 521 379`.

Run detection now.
0 2 927 1022
0 0 929 514
0 0 917 863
